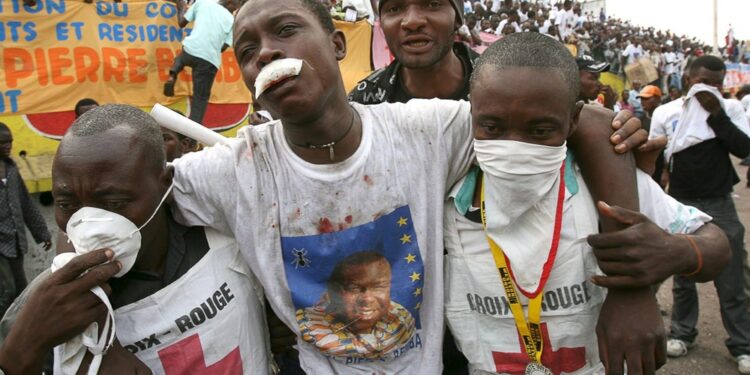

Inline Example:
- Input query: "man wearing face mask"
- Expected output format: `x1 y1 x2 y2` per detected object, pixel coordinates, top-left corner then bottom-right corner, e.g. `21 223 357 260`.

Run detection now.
445 32 730 375
0 105 271 374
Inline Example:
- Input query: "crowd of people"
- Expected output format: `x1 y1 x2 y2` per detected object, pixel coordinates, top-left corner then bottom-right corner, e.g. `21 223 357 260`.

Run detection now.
1 0 750 375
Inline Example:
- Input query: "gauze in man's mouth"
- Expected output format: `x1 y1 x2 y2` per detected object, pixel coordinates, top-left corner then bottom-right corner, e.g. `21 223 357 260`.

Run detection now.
254 58 304 97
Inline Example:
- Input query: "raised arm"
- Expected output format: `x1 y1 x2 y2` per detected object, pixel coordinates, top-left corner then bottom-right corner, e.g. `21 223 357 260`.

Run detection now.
696 93 750 158
175 0 190 28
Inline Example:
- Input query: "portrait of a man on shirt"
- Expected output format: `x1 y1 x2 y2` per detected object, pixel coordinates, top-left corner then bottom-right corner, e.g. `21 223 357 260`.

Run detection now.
296 251 416 359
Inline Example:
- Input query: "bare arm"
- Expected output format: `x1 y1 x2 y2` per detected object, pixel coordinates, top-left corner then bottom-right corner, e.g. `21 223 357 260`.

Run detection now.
176 0 189 28
589 207 731 286
568 105 641 220
569 106 665 375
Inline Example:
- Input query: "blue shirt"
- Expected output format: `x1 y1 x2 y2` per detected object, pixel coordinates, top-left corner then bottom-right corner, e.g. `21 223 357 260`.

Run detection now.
183 0 234 68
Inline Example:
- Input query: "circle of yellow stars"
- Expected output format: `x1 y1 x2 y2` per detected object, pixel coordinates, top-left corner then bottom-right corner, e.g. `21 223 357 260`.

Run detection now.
398 215 422 310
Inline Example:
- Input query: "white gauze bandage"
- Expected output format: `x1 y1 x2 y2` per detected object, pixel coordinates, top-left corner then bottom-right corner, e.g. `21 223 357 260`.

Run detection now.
254 58 303 97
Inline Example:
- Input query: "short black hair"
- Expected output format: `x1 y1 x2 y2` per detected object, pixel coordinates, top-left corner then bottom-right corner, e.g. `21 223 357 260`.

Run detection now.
689 55 725 74
74 98 99 118
67 104 166 170
241 0 334 33
300 0 335 33
471 32 579 106
0 122 9 134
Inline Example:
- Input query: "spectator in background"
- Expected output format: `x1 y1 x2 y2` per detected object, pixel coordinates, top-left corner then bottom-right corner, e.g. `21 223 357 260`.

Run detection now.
637 85 662 132
576 55 615 109
637 85 667 186
459 14 483 47
481 18 493 33
495 10 521 35
0 122 51 317
73 98 99 118
163 0 239 125
162 127 196 162
490 14 502 33
667 86 683 103
662 45 681 91
621 36 644 66
162 110 197 162
554 0 575 41
616 89 635 113
628 80 644 117
517 1 529 22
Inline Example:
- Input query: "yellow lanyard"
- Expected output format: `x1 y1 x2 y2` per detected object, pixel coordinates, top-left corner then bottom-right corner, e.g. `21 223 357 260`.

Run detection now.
479 163 566 365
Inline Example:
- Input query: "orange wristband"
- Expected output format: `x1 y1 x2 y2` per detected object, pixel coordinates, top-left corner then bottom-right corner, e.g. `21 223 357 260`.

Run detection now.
681 235 703 277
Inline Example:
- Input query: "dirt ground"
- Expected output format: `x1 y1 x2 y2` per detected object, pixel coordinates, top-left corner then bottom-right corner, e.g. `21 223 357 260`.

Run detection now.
19 158 750 374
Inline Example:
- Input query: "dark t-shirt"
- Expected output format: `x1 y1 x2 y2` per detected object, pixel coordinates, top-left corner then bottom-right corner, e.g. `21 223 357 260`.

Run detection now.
348 42 479 104
669 112 750 199
109 211 209 308
389 54 472 103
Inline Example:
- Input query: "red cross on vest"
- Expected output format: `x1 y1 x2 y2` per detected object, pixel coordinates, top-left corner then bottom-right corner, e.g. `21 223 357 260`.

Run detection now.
158 333 243 374
491 323 586 375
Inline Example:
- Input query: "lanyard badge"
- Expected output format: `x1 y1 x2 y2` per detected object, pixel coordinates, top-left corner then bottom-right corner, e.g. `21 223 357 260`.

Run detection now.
479 162 566 375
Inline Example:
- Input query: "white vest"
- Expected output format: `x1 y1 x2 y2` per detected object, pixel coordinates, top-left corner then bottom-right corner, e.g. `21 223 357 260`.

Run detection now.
444 171 606 375
113 229 271 374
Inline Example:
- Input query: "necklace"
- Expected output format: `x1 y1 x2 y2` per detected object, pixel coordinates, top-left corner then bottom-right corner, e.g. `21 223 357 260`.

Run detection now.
287 107 358 161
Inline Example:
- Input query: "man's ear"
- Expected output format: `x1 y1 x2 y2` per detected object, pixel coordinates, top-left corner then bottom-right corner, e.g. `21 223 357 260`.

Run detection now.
569 100 584 136
331 30 347 61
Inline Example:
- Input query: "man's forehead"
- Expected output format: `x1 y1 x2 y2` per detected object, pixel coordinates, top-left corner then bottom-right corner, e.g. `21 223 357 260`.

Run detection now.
238 0 307 20
57 128 146 168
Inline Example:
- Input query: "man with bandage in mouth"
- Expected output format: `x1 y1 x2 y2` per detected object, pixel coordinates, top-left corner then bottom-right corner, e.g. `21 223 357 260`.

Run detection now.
0 105 271 374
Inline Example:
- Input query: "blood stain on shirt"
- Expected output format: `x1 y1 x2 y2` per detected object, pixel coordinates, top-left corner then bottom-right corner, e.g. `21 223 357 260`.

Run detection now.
364 175 374 186
318 217 335 233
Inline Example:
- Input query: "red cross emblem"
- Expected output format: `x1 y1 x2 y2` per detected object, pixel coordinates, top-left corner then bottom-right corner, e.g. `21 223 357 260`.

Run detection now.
492 323 586 375
158 333 242 374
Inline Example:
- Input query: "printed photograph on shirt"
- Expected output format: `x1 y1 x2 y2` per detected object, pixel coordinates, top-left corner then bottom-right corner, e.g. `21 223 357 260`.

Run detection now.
281 206 424 361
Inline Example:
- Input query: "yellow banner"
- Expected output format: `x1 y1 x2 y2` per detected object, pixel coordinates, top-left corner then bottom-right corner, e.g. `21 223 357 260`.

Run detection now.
0 0 374 191
0 0 250 116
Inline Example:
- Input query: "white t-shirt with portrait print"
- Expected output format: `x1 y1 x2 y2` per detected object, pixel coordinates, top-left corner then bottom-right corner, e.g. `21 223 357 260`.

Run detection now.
171 100 474 374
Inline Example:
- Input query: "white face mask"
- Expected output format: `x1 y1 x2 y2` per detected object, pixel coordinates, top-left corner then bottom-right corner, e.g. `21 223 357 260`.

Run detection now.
474 139 567 177
61 182 173 278
474 139 566 292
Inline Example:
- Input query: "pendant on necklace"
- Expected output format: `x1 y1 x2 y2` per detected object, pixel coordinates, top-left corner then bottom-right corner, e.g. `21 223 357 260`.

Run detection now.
524 362 553 375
